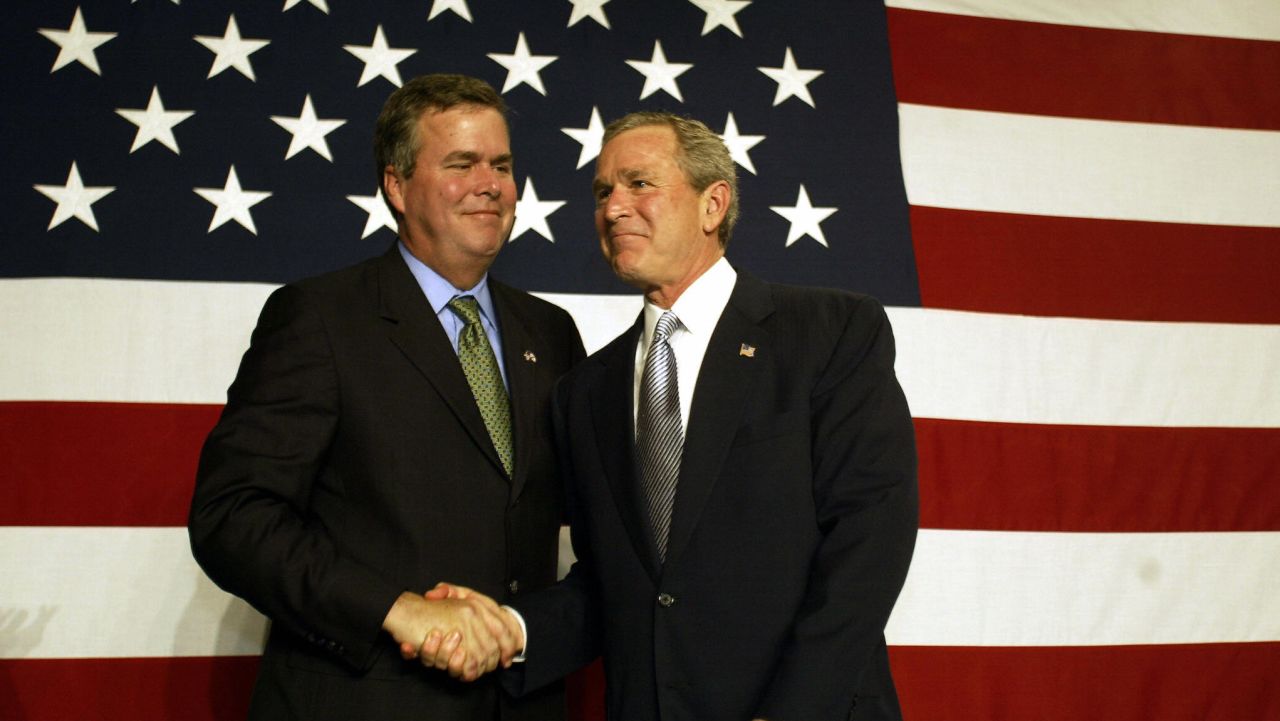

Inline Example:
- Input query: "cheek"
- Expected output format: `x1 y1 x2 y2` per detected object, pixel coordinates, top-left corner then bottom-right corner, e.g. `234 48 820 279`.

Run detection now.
499 178 519 206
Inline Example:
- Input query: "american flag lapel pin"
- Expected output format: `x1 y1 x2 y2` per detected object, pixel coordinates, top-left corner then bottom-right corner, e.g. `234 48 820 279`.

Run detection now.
739 343 756 358
523 350 537 363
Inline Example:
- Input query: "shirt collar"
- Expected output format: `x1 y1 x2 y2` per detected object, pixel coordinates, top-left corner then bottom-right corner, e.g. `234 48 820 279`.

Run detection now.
398 241 498 326
642 256 736 345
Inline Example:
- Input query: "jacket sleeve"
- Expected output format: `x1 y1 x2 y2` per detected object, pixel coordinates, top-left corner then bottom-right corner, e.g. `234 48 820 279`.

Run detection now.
187 284 403 671
504 373 603 695
755 295 919 720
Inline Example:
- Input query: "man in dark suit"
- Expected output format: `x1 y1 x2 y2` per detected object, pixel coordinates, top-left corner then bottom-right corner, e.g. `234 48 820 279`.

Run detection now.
430 111 919 720
188 74 584 721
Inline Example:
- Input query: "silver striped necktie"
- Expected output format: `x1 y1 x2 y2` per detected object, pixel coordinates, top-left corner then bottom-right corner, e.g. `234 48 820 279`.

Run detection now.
637 310 683 562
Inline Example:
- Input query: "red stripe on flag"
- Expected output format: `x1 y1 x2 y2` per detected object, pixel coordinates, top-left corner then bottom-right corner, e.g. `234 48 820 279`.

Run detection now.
889 643 1280 721
910 206 1280 323
0 656 608 721
886 8 1280 131
0 656 258 721
0 401 220 526
8 403 1279 533
916 418 1280 532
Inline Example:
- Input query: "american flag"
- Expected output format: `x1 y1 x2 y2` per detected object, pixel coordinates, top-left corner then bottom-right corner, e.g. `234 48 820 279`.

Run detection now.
3 1 1278 719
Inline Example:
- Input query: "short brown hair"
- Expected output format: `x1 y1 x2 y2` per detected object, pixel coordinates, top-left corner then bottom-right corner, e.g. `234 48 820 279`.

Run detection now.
602 111 739 246
374 74 507 213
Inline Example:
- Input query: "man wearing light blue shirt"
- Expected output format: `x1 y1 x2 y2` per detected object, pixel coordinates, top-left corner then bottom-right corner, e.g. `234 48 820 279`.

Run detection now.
189 73 584 721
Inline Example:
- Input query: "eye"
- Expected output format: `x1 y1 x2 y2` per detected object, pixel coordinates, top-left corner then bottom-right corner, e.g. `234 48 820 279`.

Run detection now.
631 179 649 189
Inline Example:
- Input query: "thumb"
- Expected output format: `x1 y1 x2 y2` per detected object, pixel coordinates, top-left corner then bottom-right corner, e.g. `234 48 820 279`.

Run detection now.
424 582 454 600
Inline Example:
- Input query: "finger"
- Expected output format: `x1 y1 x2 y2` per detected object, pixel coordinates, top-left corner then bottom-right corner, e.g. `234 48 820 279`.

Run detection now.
399 640 418 660
423 584 450 601
442 583 474 600
447 646 471 680
420 629 443 659
431 630 462 670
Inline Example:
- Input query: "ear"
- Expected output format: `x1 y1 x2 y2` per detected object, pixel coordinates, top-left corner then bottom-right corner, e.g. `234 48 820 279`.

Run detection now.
700 180 731 235
383 165 407 215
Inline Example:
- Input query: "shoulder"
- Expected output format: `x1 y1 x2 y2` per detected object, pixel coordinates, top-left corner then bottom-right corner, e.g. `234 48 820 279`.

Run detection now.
760 280 889 333
243 258 388 346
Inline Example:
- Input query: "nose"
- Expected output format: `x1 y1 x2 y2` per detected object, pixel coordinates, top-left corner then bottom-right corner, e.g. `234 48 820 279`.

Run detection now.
599 187 627 223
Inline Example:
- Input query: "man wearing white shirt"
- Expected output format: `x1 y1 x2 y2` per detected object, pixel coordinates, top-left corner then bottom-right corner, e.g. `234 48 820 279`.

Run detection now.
435 110 918 721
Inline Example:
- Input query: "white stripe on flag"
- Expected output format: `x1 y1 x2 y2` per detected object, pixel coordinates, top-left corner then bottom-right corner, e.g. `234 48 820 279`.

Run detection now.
888 307 1280 428
4 526 1278 659
899 103 1280 227
1 526 267 659
888 529 1280 646
5 279 1280 428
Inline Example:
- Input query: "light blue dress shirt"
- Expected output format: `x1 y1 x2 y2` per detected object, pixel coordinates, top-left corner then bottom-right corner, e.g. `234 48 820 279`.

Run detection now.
398 242 509 389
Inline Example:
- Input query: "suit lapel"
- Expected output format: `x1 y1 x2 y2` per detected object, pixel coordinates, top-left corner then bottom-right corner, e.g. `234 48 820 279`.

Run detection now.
375 246 507 480
664 273 773 568
492 281 537 497
590 319 663 581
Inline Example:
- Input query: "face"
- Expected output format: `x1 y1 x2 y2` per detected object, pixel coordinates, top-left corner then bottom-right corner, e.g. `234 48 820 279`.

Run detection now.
384 106 516 283
593 125 723 297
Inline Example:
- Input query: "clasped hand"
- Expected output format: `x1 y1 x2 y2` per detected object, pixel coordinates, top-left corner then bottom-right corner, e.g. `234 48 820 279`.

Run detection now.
382 583 522 682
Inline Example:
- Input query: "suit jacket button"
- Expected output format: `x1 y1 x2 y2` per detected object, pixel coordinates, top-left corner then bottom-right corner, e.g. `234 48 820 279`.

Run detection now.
656 593 675 607
507 580 520 594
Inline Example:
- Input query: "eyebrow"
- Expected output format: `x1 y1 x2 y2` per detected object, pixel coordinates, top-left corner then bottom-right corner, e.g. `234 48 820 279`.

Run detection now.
442 150 514 165
592 167 645 194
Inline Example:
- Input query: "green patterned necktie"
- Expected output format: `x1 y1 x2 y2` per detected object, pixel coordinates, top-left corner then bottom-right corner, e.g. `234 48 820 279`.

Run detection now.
447 296 513 476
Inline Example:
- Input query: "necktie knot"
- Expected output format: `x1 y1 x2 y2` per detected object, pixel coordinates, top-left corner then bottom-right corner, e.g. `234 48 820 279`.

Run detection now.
653 310 680 345
448 296 483 327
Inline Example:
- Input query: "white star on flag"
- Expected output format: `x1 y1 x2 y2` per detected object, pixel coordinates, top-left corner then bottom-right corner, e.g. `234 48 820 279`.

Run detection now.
758 47 824 107
115 86 194 154
487 33 558 96
38 6 116 76
195 15 269 81
770 185 837 247
346 189 398 240
689 0 751 37
194 166 272 235
720 112 764 174
626 40 693 102
33 162 114 232
283 0 329 13
510 178 565 243
567 0 612 29
562 106 606 169
428 0 473 22
344 25 415 88
271 95 347 161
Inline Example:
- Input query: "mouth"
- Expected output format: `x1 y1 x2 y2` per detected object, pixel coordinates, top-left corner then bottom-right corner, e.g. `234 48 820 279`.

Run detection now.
608 229 647 243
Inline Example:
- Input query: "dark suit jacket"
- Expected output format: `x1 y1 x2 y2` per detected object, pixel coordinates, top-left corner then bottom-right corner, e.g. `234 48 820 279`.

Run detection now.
510 272 917 721
189 244 584 721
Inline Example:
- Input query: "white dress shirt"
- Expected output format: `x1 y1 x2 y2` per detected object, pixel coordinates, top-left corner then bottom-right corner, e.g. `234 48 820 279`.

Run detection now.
511 258 736 659
633 257 738 434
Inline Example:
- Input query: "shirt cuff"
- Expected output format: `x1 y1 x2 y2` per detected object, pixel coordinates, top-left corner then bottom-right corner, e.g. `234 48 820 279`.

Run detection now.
501 605 527 663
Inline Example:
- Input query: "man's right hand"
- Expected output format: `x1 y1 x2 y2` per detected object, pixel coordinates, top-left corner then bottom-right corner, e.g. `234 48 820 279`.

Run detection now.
381 589 519 681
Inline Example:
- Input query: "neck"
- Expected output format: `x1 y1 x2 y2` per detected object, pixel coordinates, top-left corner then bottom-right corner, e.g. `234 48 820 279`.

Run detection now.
642 253 722 309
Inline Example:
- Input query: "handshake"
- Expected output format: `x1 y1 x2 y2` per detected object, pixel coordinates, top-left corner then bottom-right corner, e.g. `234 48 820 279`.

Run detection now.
382 582 523 682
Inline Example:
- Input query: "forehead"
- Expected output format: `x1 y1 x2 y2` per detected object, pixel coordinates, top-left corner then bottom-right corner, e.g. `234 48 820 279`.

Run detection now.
596 125 680 176
416 105 510 153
